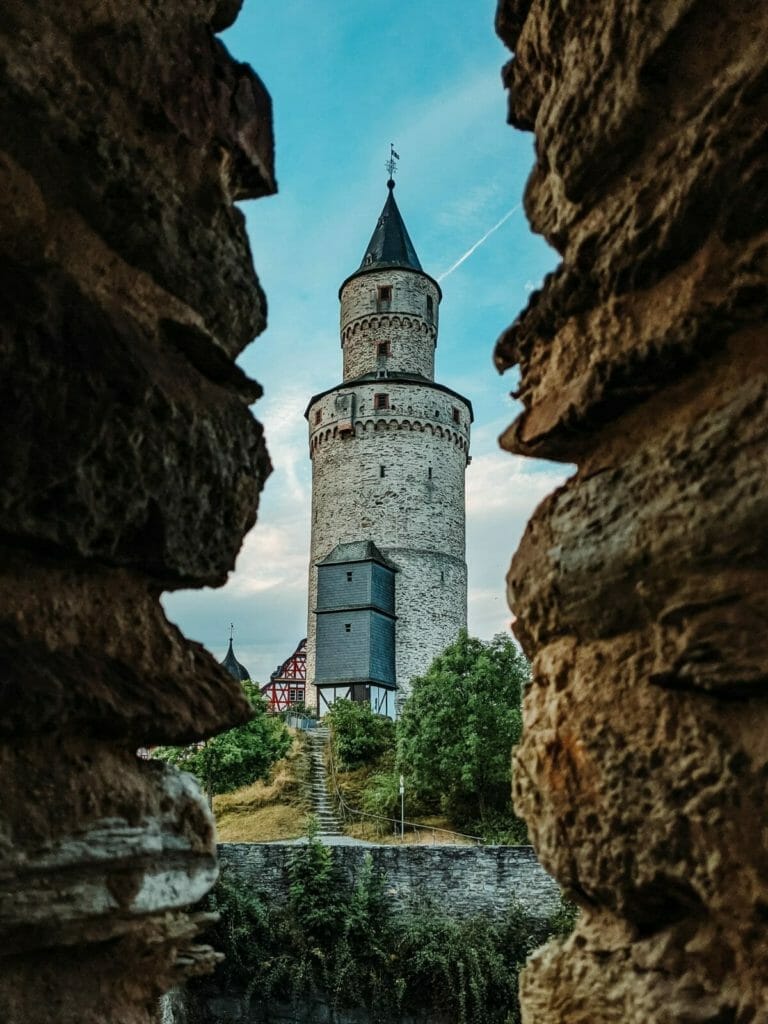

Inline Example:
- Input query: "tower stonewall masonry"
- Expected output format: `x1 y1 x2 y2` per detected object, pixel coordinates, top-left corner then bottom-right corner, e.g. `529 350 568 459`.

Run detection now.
305 179 472 717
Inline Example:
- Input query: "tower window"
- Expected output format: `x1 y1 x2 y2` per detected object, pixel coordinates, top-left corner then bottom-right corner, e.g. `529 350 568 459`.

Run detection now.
452 407 460 424
377 284 392 310
344 623 351 633
426 295 434 321
374 393 389 410
346 571 353 582
428 466 432 480
314 409 322 425
380 465 386 478
376 341 389 357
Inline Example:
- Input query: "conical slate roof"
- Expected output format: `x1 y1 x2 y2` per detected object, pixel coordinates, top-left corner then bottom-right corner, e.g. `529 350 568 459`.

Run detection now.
221 638 250 681
319 540 397 570
358 181 422 272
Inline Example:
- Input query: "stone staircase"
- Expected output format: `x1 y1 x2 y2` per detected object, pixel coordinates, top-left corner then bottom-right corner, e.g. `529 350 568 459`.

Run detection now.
307 728 343 837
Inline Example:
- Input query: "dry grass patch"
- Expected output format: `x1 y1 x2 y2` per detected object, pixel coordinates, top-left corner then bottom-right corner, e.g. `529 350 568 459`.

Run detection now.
341 814 476 845
216 803 309 843
213 731 311 843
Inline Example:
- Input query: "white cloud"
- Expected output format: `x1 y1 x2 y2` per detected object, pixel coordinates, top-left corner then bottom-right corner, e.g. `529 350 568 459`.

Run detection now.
228 523 307 597
465 452 570 639
467 451 568 520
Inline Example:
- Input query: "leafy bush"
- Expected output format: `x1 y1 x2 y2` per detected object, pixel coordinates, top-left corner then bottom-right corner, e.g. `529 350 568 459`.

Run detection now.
205 871 272 997
153 682 291 797
547 894 580 938
469 809 529 846
359 768 401 821
326 699 395 770
397 631 529 831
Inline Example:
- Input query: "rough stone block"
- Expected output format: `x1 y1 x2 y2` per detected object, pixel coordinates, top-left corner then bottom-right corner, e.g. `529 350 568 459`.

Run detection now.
495 0 768 1019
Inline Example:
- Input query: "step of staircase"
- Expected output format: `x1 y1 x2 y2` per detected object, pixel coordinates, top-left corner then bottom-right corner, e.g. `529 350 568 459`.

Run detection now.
303 730 343 836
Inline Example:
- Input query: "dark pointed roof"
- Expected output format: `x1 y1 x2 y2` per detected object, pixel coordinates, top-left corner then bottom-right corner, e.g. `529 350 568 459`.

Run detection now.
358 180 423 273
221 638 250 682
318 541 397 571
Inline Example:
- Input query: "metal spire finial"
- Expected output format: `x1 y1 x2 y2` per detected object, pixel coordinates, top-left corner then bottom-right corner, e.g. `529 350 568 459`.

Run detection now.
229 622 234 642
385 143 400 188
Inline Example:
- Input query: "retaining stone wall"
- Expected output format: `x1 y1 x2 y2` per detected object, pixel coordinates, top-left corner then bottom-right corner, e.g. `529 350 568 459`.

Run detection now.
217 843 560 920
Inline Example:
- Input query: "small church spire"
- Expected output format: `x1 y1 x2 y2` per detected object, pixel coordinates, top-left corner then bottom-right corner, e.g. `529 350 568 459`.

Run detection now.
221 623 250 681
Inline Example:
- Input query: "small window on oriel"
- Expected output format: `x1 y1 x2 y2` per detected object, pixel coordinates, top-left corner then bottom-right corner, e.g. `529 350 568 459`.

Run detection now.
374 393 389 410
344 623 351 633
346 571 353 582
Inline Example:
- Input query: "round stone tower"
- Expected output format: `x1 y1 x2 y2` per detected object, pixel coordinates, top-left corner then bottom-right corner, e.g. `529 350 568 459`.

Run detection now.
305 179 472 716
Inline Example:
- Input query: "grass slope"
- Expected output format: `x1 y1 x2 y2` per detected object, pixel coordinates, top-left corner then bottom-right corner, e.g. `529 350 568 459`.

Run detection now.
330 753 477 844
214 731 311 843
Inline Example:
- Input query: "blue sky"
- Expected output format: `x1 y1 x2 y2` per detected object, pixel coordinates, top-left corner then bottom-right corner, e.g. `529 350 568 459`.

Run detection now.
162 1 566 682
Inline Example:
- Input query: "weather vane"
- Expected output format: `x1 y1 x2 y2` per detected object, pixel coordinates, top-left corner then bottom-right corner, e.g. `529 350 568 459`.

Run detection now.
386 142 400 183
229 622 234 641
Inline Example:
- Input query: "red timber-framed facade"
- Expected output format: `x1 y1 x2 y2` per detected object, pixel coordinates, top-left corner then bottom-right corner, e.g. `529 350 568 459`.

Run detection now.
261 638 307 712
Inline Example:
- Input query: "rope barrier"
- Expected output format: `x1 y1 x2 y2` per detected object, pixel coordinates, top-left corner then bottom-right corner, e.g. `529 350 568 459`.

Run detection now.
321 726 483 846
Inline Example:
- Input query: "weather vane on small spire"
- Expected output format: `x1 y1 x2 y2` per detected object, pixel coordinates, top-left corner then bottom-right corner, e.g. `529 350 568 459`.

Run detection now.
229 622 234 641
386 143 400 187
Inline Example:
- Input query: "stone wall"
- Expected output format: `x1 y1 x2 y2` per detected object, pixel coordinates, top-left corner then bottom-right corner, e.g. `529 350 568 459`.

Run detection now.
0 2 275 1022
495 0 768 1020
162 987 450 1024
218 843 560 919
161 843 559 1023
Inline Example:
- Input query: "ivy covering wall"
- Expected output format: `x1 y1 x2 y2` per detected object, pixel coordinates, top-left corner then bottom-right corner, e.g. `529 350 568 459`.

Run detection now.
182 827 576 1024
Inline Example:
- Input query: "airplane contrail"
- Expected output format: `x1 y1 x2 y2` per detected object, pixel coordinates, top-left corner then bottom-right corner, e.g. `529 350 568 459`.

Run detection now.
437 204 521 283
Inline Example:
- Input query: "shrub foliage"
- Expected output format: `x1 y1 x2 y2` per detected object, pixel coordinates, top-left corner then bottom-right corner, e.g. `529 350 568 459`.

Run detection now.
326 698 395 770
397 631 527 826
153 681 291 797
325 633 530 841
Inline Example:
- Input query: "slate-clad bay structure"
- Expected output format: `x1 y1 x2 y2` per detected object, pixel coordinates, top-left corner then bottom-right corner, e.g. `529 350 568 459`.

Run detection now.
305 178 472 715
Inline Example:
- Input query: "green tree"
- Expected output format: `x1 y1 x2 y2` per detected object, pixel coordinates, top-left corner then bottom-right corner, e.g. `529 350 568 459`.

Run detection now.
154 681 291 798
326 698 395 770
397 631 528 827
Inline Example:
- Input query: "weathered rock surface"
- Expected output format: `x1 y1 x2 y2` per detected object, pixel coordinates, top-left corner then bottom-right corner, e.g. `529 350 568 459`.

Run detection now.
496 0 768 1020
0 1 274 1021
